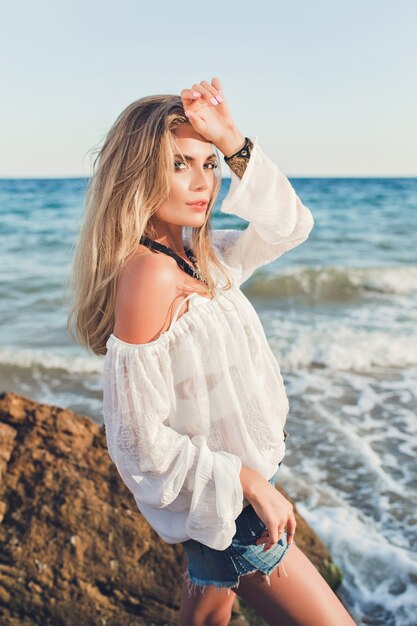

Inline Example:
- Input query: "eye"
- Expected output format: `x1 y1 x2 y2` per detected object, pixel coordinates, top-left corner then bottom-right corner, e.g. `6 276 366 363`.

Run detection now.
174 160 188 170
173 160 219 171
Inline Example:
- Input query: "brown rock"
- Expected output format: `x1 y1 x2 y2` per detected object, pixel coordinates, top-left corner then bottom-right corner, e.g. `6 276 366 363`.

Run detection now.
0 391 342 625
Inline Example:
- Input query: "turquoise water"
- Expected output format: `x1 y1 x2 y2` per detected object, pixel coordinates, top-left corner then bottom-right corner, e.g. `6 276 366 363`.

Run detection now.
1 176 416 625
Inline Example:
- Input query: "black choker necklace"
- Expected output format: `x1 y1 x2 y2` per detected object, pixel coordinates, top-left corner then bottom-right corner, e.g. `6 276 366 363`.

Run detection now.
139 236 208 285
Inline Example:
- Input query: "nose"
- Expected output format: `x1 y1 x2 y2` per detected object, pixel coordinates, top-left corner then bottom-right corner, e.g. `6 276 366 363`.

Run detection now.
190 166 210 191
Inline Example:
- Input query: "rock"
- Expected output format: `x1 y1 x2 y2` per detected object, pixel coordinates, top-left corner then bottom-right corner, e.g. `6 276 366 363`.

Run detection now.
0 391 342 625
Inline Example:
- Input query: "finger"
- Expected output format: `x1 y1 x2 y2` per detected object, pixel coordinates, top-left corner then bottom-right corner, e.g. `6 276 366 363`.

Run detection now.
211 76 223 95
192 83 219 107
180 88 202 103
263 527 278 552
255 530 269 545
263 519 288 552
200 79 223 103
186 111 204 129
286 515 297 545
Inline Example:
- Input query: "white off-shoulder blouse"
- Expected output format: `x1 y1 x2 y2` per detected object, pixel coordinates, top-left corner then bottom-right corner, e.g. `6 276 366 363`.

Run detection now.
103 137 314 551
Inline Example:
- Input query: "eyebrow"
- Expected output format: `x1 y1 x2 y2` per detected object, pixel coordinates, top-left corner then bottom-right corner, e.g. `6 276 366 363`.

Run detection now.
174 153 217 162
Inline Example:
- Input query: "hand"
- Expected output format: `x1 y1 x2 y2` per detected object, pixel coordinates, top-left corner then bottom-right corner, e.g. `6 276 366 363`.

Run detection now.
180 77 245 157
246 477 297 552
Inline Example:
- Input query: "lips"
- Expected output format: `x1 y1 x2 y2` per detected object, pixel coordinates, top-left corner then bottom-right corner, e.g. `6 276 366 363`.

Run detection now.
186 201 208 207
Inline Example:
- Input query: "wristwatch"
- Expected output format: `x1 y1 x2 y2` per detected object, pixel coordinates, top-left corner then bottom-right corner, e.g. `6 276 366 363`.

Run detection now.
223 136 254 178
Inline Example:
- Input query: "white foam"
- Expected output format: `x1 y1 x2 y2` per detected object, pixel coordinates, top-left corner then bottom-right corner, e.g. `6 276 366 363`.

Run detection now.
349 265 417 295
294 498 417 626
273 264 417 296
0 347 103 374
267 315 417 371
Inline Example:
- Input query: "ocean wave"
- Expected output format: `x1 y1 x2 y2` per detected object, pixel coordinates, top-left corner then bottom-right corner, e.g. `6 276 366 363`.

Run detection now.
245 264 417 300
269 324 417 371
0 348 103 375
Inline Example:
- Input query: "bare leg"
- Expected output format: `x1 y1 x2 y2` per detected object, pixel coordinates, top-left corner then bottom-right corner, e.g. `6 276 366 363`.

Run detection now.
233 543 357 626
179 561 237 626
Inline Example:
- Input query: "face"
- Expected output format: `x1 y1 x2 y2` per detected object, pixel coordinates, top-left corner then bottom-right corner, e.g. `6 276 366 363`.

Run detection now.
154 123 219 229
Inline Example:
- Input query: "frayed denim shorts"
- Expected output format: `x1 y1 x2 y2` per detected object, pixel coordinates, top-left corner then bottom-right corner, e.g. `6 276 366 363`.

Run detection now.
181 456 293 597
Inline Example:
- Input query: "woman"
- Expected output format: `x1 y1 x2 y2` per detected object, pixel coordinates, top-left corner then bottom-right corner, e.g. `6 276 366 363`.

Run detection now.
68 77 357 625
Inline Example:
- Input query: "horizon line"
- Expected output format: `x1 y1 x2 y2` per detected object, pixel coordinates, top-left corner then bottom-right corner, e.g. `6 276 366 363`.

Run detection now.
1 174 416 181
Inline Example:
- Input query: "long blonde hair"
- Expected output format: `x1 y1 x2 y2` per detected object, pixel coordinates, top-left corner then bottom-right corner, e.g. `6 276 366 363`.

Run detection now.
66 94 233 356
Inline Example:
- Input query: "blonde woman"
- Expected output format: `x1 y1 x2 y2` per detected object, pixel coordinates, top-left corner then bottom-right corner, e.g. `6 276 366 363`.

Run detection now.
68 77 357 626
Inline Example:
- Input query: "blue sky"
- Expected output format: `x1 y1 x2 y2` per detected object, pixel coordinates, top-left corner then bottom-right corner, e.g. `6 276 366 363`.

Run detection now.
0 0 416 177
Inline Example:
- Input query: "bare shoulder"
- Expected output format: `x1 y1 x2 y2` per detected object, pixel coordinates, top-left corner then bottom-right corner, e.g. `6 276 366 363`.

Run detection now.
113 250 185 344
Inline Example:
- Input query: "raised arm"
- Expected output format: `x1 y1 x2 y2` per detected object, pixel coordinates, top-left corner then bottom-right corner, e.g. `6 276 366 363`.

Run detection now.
180 77 314 286
213 136 314 285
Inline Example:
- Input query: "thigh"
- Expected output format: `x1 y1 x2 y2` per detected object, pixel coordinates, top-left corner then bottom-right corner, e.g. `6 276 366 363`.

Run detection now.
179 557 237 626
233 543 357 626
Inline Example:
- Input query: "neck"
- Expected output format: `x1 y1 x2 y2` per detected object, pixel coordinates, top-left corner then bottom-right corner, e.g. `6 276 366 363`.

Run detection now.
150 221 184 255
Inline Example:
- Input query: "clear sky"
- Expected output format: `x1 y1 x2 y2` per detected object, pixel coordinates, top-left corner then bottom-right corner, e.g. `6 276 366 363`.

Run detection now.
0 0 416 177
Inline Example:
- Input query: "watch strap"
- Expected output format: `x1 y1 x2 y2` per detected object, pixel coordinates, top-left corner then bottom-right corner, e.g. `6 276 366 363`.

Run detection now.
223 136 254 178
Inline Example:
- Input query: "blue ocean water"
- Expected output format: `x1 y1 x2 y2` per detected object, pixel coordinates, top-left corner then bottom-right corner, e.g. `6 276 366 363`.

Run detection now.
1 176 416 625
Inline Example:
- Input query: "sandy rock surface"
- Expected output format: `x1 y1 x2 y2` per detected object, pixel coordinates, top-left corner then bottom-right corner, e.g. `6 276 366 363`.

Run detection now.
0 391 342 625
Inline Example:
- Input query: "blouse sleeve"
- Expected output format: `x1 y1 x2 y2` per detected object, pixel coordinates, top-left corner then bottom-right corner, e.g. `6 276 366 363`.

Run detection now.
103 339 245 551
213 137 315 286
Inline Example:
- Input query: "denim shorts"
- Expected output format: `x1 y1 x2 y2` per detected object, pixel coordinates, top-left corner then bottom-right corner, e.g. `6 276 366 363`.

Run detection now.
181 457 293 597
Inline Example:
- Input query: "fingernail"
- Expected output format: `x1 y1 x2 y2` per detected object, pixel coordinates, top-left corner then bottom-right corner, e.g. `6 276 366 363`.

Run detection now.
210 97 218 106
215 94 223 103
192 91 200 97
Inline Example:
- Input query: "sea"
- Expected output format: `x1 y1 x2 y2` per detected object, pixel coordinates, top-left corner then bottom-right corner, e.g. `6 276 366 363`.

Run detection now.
1 174 416 626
